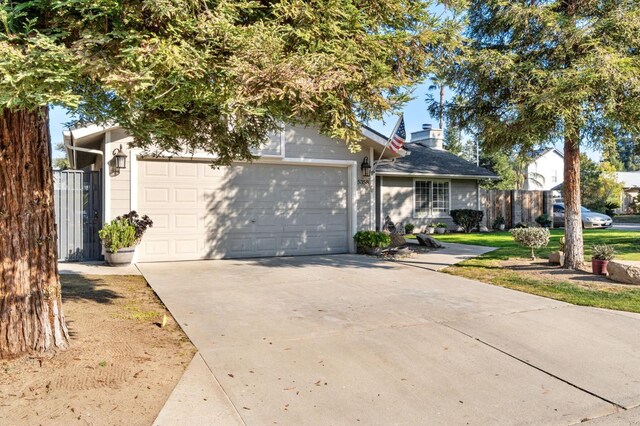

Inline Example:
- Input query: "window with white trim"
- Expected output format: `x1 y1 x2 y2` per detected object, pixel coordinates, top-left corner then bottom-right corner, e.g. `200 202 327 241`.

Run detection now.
414 180 450 217
414 180 431 217
432 181 450 214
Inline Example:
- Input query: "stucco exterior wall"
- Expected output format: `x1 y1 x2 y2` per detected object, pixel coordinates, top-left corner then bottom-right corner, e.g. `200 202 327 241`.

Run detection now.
380 176 478 230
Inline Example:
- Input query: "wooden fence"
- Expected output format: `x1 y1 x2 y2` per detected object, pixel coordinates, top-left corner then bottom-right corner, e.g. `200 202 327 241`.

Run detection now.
480 190 553 229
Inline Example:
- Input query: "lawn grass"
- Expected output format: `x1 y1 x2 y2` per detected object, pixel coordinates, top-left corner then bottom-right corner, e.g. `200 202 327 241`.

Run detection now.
432 229 640 261
412 229 640 313
613 214 640 224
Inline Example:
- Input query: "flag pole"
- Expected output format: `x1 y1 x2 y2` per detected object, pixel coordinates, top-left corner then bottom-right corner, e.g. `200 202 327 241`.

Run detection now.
373 114 403 172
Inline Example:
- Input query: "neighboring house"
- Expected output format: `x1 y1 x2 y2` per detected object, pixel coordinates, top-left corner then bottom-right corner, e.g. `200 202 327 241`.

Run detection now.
63 123 495 262
523 148 564 191
616 171 640 213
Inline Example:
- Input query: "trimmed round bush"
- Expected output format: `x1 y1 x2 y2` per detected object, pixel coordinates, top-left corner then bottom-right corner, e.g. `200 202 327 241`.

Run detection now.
509 227 550 259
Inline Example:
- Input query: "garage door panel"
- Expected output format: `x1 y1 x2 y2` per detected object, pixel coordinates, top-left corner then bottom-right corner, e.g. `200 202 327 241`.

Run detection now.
174 188 198 203
138 161 349 261
143 161 169 177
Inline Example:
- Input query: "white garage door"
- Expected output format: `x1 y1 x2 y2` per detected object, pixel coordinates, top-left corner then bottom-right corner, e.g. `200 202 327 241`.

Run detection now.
137 160 350 261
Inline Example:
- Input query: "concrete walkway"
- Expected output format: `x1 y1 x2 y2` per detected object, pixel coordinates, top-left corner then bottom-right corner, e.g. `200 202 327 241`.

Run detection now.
58 261 142 275
402 241 496 271
140 249 640 425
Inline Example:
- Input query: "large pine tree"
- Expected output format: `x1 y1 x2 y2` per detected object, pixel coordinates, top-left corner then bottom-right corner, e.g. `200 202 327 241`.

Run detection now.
441 0 640 269
0 0 451 359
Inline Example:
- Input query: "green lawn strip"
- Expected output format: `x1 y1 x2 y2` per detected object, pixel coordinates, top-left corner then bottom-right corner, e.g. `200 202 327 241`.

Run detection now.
406 229 640 312
612 215 640 224
430 229 640 261
443 264 640 313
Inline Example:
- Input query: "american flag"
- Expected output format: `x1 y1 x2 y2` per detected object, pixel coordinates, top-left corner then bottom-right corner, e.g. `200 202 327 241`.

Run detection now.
389 115 406 153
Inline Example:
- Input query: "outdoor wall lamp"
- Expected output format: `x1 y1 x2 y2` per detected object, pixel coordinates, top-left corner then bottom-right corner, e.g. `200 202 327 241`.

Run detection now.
112 145 127 172
361 156 371 177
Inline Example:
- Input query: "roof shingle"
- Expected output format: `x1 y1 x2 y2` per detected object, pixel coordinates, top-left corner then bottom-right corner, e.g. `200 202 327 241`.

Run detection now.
375 143 497 178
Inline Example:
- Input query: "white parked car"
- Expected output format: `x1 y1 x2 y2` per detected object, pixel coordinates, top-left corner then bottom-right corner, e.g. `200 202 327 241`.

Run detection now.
552 203 613 229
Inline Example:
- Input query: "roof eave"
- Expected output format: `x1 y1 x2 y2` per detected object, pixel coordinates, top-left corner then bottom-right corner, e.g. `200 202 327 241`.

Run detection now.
375 171 499 179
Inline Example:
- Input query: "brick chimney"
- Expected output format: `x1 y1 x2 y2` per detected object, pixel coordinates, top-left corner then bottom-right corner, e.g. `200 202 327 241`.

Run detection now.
409 124 443 150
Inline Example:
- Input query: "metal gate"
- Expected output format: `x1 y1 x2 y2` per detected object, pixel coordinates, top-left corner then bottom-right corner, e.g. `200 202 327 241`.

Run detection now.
53 170 102 261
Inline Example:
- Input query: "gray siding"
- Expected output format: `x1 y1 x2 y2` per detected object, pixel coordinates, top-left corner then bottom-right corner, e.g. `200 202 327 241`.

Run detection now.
380 177 479 231
356 182 373 231
252 132 282 156
108 130 133 219
284 126 364 162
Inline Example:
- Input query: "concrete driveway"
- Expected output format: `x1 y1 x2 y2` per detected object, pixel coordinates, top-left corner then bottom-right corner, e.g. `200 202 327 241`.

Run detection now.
139 255 640 425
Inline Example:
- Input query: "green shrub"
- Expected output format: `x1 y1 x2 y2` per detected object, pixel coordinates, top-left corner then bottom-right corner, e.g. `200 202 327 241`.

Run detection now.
535 214 552 227
404 223 415 233
509 227 550 259
450 209 484 233
514 222 530 228
591 244 616 260
99 219 136 253
604 201 619 217
435 222 447 228
353 231 391 249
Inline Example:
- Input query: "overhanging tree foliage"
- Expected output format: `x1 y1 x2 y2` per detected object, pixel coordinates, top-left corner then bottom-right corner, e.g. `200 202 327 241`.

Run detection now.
0 1 453 359
436 0 640 269
580 155 624 213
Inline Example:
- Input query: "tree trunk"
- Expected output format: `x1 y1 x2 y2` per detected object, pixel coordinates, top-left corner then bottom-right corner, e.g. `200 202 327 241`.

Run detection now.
563 127 584 269
0 107 69 359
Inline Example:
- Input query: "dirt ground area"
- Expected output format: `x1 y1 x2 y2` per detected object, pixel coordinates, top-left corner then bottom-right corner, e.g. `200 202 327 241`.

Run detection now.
0 274 196 426
502 258 639 291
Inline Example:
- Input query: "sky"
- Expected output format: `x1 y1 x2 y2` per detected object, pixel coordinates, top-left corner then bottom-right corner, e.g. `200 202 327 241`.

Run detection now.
50 106 72 156
49 81 600 161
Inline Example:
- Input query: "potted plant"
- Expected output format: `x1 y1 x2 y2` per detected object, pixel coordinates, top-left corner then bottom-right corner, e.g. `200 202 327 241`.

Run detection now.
435 222 447 234
591 244 615 275
353 231 391 255
404 223 415 235
99 211 153 266
493 216 506 231
426 222 436 234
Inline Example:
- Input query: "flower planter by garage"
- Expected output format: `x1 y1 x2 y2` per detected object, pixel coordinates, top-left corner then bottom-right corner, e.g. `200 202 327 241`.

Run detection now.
591 259 609 276
105 246 136 266
435 227 445 234
426 227 435 234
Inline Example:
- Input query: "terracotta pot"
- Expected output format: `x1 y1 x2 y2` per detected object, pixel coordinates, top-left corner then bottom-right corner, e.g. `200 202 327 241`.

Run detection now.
105 246 136 266
591 259 609 275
